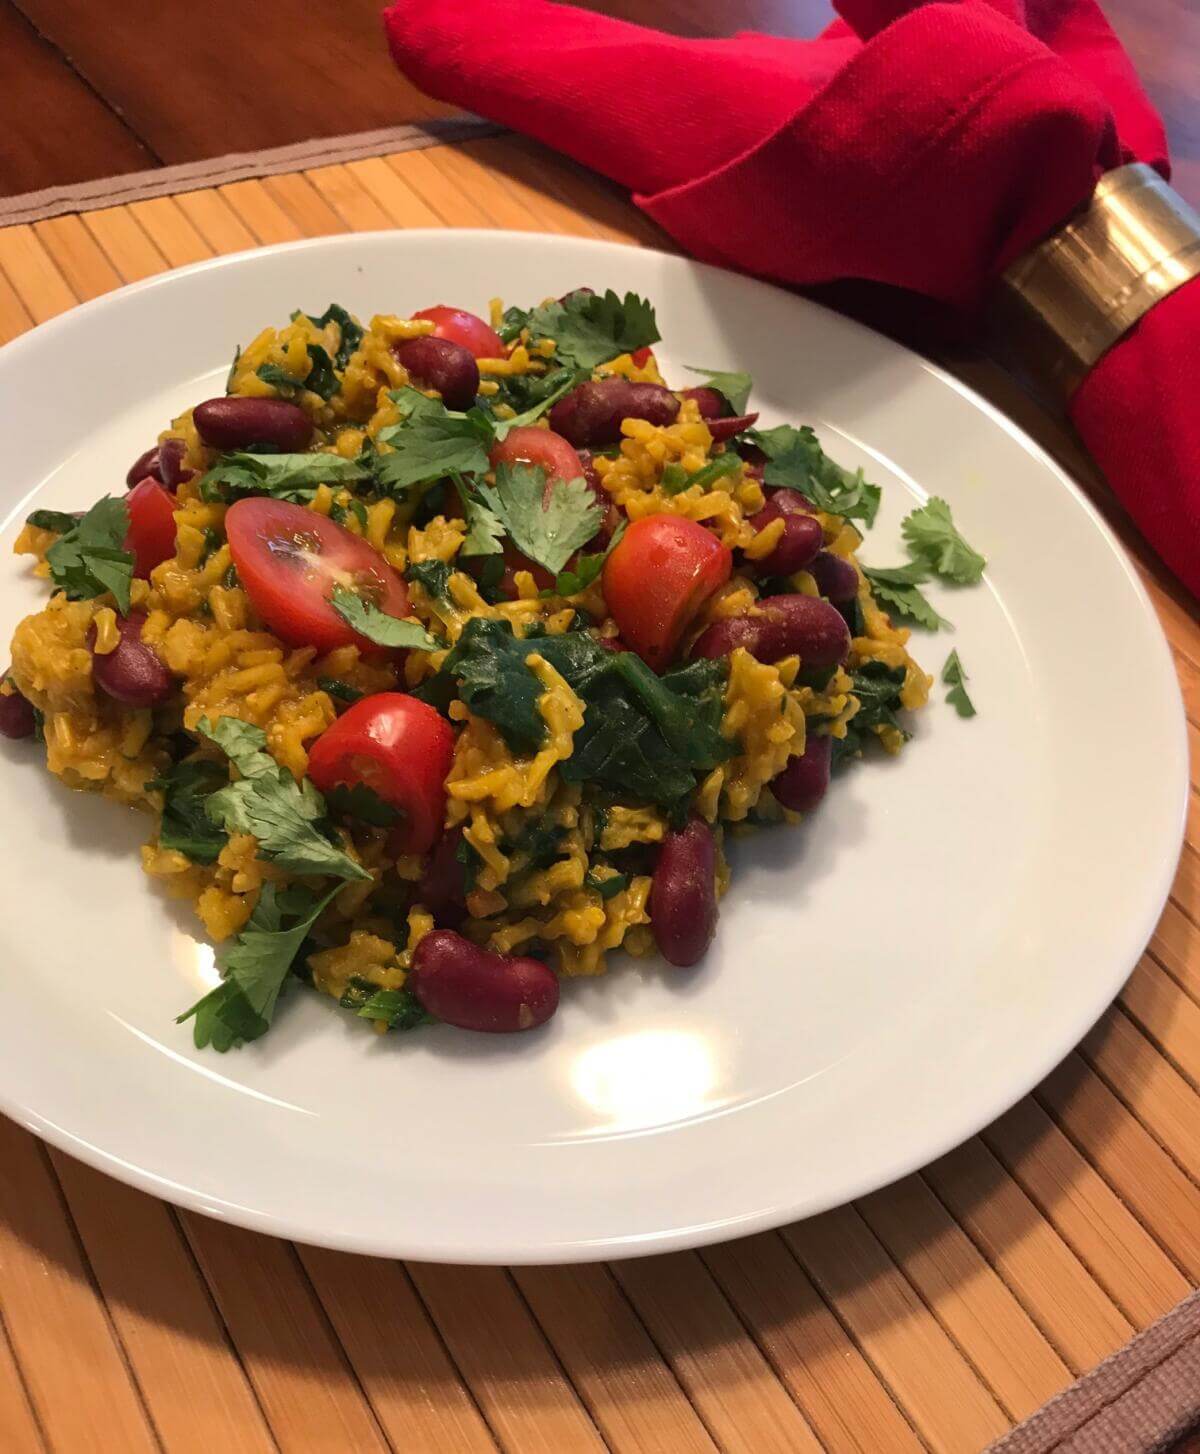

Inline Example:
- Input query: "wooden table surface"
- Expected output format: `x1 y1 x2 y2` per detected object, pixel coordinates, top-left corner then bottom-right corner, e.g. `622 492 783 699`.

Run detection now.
1 130 1200 1454
0 0 1197 206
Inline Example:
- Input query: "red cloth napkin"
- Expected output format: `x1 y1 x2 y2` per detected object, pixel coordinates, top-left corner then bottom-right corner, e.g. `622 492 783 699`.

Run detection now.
384 0 1199 597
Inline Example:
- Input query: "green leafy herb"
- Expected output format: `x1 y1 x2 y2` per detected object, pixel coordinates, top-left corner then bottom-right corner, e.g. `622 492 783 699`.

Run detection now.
178 882 340 1050
198 451 370 503
372 390 494 493
509 818 568 872
490 369 584 441
325 781 401 827
302 303 364 369
197 716 370 881
901 497 986 584
862 562 950 631
683 366 753 415
585 867 629 899
524 289 659 370
440 619 731 811
317 677 364 704
832 662 909 768
747 424 881 527
497 304 530 346
458 480 506 559
25 508 79 535
356 986 431 1031
330 497 369 532
147 758 229 864
941 650 977 718
330 585 441 651
45 496 134 611
405 559 453 604
255 344 337 401
477 463 602 575
549 519 625 596
662 451 742 497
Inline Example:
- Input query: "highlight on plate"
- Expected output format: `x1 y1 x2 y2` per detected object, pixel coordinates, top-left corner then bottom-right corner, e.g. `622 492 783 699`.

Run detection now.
1 289 985 1049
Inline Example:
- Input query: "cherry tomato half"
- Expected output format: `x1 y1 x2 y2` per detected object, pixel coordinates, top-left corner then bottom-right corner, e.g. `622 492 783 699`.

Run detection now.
125 478 178 578
489 426 584 487
412 305 506 360
603 514 732 672
630 347 655 368
225 497 411 653
307 693 454 855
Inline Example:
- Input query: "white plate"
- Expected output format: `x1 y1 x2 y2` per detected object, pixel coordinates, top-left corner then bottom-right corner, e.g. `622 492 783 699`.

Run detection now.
0 231 1186 1263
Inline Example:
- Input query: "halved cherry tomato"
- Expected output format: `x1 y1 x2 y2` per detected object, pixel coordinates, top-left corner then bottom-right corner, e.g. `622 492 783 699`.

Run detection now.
603 515 732 672
225 497 411 653
412 305 506 360
124 478 178 578
307 693 454 855
489 426 583 488
630 346 655 368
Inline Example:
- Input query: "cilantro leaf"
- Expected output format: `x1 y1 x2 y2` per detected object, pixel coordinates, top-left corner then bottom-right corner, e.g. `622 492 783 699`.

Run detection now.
356 986 431 1030
525 289 659 370
371 391 493 493
683 366 753 415
325 782 402 827
941 650 977 718
405 559 452 603
302 303 364 369
147 757 229 864
832 662 910 769
862 563 951 631
490 370 584 442
458 481 506 558
329 585 441 651
197 717 370 882
747 424 881 527
901 498 986 584
477 462 602 575
198 451 369 503
177 882 340 1050
25 508 79 535
45 496 134 611
549 519 625 596
257 342 337 401
662 451 742 497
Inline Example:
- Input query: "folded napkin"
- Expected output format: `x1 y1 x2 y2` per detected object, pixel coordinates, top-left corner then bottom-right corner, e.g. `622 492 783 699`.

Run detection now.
385 0 1198 597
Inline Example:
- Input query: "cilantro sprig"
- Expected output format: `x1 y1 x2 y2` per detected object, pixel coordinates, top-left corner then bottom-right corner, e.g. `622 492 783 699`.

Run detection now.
683 365 753 415
745 424 881 527
330 585 441 651
523 289 659 370
147 758 229 864
198 452 369 503
861 563 950 631
942 650 977 717
476 463 603 576
901 498 986 584
372 389 494 494
45 496 134 612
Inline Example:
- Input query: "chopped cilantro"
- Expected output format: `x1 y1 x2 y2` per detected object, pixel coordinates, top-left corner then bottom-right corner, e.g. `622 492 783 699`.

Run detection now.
330 585 441 651
45 496 134 612
177 882 340 1050
901 497 986 584
746 424 881 527
356 986 431 1030
585 867 629 899
683 366 753 414
662 451 742 497
24 508 78 535
832 662 909 768
862 563 950 631
523 289 659 370
197 716 370 882
330 497 369 532
198 451 369 503
490 370 584 441
405 559 453 604
302 303 364 369
147 757 229 864
941 650 977 718
477 463 602 575
256 342 337 401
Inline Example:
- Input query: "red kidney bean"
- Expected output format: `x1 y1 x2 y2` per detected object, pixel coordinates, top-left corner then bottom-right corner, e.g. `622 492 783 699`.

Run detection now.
808 550 859 603
771 733 832 813
624 382 680 428
550 377 635 447
744 498 823 576
766 488 814 516
90 611 174 708
679 385 726 420
707 412 759 443
394 335 480 410
691 593 850 669
157 437 192 489
419 828 468 928
409 929 559 1032
0 675 35 739
193 397 313 452
650 819 718 967
126 446 163 488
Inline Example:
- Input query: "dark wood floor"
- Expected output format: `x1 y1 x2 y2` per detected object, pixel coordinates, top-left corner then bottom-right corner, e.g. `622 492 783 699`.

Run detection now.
1 0 1197 203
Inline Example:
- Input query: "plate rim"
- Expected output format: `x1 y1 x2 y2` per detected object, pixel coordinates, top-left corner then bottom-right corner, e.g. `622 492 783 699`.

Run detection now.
0 228 1187 1263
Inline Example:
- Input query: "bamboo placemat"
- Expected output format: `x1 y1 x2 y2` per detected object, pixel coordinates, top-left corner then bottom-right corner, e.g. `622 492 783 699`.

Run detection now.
2 133 1200 1454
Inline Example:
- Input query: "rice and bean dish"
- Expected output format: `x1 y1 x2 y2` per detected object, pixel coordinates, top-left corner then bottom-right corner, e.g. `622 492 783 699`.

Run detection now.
1 288 983 1049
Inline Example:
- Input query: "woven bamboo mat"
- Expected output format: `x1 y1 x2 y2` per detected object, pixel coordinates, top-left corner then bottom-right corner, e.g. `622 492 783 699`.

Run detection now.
2 133 1200 1454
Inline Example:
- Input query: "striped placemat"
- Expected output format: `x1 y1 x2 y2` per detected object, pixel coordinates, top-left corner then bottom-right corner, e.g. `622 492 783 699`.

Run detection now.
1 130 1199 1454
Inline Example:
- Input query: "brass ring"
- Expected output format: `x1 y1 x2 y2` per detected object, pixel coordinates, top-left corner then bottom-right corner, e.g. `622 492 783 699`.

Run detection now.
993 162 1200 398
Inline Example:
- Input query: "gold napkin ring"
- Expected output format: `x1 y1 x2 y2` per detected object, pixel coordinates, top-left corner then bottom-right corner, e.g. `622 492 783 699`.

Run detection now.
994 162 1200 398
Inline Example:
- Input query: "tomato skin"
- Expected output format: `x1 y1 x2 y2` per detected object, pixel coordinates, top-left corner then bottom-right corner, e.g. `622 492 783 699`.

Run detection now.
225 498 411 654
630 346 655 368
412 306 506 360
603 515 732 672
125 478 178 578
307 693 454 855
489 427 583 487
